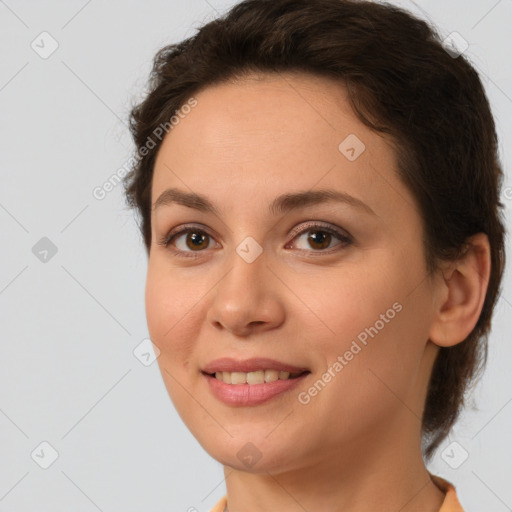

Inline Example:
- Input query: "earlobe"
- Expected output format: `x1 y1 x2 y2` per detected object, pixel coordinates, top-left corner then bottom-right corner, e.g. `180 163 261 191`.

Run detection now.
429 233 491 348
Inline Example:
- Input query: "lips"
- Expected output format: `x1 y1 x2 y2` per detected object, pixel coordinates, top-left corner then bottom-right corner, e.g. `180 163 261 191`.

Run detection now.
201 357 310 375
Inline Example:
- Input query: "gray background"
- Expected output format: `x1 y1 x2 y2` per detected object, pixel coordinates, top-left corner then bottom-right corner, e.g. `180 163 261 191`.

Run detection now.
1 0 511 510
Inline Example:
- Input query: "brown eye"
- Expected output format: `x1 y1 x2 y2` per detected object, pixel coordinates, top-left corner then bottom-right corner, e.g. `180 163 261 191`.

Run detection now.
287 222 352 253
306 230 332 250
158 227 217 255
184 231 210 251
159 222 352 258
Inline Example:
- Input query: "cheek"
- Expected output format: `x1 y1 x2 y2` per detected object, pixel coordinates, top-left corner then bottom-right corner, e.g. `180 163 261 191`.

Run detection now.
295 306 425 448
294 257 405 350
299 253 430 406
145 262 203 363
145 270 174 346
145 263 205 419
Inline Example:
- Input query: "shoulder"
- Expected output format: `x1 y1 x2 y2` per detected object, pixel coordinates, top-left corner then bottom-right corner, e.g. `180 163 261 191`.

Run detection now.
209 494 227 512
429 473 465 512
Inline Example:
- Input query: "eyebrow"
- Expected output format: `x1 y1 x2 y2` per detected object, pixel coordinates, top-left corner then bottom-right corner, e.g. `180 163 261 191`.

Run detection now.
153 187 376 216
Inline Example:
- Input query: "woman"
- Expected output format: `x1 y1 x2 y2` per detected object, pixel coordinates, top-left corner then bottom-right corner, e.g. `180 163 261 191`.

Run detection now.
123 0 505 510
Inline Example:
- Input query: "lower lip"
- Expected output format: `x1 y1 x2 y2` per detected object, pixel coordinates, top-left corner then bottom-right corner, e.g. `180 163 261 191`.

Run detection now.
202 371 310 406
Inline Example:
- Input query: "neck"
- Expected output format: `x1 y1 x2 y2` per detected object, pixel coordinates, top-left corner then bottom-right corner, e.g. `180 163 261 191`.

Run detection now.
221 420 444 512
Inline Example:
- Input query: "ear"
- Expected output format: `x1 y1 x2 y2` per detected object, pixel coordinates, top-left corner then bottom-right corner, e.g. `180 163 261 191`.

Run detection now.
429 233 491 347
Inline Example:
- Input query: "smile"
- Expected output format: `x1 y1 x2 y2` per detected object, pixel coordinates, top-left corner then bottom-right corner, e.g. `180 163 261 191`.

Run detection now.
202 370 310 406
209 369 307 384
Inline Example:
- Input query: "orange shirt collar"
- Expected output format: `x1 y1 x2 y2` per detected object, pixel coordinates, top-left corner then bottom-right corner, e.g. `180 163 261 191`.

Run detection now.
430 473 465 511
209 473 464 511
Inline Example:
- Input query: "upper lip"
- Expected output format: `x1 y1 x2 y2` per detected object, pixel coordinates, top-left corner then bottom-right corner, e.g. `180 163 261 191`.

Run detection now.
202 357 310 374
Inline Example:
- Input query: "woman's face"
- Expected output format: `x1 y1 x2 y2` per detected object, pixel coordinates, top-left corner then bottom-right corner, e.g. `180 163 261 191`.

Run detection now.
146 72 441 473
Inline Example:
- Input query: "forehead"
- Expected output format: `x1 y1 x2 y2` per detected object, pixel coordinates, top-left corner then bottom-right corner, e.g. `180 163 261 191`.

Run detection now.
157 71 360 162
151 71 415 222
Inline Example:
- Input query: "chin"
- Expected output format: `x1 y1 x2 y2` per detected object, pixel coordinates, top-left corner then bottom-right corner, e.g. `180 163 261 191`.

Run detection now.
196 430 303 474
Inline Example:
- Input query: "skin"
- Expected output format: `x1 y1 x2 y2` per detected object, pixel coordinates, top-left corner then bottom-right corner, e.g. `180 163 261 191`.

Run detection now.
145 71 491 511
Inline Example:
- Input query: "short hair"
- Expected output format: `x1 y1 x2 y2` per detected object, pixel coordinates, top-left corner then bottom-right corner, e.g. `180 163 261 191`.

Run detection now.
123 0 506 460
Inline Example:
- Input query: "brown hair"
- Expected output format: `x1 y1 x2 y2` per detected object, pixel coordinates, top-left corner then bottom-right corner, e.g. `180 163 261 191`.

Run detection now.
123 0 506 460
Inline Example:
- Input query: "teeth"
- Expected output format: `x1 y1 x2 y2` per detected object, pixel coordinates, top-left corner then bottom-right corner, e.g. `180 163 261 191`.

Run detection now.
214 369 303 384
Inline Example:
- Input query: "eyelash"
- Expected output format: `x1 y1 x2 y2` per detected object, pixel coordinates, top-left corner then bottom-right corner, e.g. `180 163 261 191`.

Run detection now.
157 222 353 259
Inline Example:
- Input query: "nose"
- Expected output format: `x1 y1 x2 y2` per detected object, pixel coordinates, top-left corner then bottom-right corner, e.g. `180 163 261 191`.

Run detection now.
206 248 286 336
